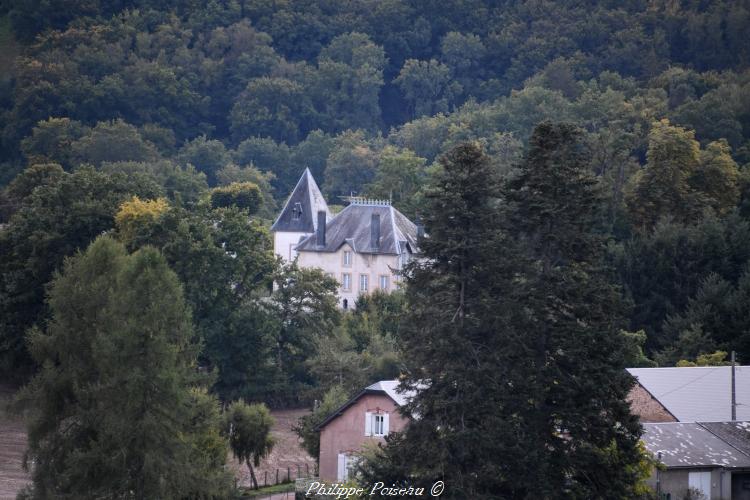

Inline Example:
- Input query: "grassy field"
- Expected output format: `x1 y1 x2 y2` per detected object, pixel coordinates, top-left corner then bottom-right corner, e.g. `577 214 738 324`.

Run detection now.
0 15 20 78
240 482 295 498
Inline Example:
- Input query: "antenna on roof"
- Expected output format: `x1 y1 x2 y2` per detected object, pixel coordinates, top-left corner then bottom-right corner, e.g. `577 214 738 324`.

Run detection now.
731 351 737 421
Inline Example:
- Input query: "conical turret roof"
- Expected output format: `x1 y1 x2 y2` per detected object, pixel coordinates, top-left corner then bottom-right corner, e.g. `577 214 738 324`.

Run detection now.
271 168 331 233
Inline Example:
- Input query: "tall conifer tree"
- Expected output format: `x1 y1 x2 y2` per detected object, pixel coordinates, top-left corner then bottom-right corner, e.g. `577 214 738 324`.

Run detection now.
502 122 643 498
360 142 517 497
16 236 231 499
361 130 644 498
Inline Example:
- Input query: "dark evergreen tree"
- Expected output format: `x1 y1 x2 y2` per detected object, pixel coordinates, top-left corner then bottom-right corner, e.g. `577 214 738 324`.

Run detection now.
501 122 644 498
361 132 646 498
359 142 517 498
15 236 232 499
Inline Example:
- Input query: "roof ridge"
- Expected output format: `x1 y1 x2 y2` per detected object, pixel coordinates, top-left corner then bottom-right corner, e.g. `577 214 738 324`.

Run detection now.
698 421 750 460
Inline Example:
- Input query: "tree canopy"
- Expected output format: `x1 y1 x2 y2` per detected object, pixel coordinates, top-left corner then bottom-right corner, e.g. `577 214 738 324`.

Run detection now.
15 236 231 498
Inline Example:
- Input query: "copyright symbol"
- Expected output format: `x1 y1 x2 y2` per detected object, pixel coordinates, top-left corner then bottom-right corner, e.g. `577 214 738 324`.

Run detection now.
430 481 444 496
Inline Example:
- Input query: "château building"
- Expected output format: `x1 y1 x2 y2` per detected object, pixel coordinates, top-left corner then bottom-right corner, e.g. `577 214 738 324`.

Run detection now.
271 169 419 309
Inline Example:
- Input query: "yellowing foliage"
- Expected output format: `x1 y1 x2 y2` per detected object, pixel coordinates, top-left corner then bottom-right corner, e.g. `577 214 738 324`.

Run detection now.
115 196 169 244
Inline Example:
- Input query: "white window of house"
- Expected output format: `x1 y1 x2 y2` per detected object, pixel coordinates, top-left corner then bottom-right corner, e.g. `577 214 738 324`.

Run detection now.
398 252 410 270
379 275 389 290
688 471 712 499
342 273 351 291
337 453 360 481
365 412 390 437
337 453 348 481
343 250 352 267
359 274 369 292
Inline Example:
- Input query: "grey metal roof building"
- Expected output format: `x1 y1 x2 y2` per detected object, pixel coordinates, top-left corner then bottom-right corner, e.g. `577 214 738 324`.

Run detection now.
270 167 330 233
295 199 418 256
628 366 750 422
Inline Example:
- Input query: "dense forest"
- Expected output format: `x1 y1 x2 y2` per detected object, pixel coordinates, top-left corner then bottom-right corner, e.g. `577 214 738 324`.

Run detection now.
0 0 749 495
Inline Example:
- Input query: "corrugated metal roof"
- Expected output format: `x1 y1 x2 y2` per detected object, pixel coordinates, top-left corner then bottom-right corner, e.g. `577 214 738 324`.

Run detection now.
270 168 331 233
627 366 750 422
295 202 418 255
642 422 750 468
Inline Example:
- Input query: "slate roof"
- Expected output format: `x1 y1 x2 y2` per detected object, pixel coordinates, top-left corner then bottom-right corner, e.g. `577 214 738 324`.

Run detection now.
627 366 750 422
270 168 330 233
315 380 416 431
701 421 750 457
295 201 418 255
642 422 750 469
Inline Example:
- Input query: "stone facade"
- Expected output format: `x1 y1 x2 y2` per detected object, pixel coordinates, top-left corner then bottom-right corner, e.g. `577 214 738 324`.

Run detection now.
296 242 402 309
627 382 677 423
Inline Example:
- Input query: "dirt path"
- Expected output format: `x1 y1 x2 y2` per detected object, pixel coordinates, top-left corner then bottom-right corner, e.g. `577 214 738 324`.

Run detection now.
0 385 30 500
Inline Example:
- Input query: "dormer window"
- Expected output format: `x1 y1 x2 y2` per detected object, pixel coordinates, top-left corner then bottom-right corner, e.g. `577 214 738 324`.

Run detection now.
292 202 303 221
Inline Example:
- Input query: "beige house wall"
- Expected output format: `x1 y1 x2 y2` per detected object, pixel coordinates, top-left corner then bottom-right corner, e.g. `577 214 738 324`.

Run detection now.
297 242 402 308
274 231 311 262
318 393 409 482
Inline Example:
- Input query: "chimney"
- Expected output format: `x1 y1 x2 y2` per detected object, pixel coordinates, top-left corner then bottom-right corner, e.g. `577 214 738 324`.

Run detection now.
371 213 380 249
416 222 425 239
317 211 326 247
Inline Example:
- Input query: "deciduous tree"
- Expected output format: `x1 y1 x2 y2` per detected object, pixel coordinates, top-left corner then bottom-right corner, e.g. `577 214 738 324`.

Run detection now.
224 401 275 490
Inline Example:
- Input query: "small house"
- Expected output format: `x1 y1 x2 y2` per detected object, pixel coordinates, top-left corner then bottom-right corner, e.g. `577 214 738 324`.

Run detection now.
315 380 413 482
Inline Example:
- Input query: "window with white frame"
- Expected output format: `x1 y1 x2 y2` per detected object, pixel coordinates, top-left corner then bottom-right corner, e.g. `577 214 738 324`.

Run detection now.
398 252 410 270
342 273 351 291
379 275 389 290
359 274 369 292
365 411 389 437
373 414 384 435
343 250 352 267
